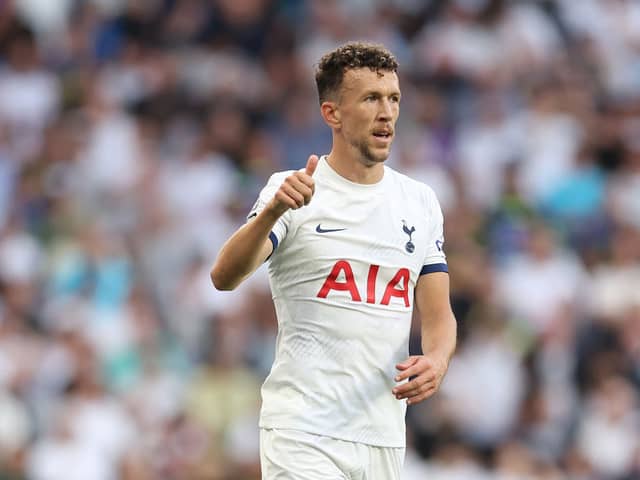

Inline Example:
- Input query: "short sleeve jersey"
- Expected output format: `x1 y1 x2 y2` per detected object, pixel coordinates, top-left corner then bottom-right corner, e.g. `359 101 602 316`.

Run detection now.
248 156 447 447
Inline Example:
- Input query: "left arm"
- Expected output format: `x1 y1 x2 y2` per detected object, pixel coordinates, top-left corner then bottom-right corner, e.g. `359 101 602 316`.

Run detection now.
392 271 457 405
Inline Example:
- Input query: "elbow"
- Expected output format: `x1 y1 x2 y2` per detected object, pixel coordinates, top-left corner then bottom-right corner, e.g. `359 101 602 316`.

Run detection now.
210 267 236 291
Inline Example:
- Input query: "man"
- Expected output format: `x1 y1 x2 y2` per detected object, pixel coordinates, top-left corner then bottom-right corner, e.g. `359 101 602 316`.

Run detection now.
211 42 456 479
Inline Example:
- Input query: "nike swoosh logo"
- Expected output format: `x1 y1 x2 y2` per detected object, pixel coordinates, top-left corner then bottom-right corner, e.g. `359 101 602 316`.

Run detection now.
316 224 347 234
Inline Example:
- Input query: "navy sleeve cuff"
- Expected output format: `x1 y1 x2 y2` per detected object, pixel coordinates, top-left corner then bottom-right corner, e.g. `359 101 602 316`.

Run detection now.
265 231 278 261
269 231 278 250
420 263 448 275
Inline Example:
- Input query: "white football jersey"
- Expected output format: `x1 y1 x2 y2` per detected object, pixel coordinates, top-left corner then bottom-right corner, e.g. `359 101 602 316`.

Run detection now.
248 156 447 447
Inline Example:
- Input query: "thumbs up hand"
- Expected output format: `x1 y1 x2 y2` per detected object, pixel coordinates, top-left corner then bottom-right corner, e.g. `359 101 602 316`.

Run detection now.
304 154 319 177
268 154 318 216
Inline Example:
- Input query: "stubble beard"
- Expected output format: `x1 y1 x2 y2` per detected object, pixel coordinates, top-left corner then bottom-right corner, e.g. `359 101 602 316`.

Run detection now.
351 137 390 165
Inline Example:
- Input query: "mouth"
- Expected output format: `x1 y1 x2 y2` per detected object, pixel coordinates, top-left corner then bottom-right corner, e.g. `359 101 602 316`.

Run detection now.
372 130 393 144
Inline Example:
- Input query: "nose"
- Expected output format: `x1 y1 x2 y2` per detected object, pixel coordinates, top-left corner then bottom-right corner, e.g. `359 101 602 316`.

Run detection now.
377 98 393 120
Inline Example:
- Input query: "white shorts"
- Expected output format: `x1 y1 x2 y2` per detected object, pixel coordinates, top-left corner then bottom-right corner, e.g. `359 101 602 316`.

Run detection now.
260 428 405 480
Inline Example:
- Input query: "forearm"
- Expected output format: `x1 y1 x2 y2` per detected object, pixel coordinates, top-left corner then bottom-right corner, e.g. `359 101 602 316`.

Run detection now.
421 311 457 363
394 308 457 404
210 206 283 290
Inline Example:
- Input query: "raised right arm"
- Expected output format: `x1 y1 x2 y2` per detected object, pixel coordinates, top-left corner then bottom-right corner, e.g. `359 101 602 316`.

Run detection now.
210 155 318 291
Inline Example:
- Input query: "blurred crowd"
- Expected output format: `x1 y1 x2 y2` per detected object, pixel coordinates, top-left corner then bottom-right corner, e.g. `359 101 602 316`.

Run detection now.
0 0 639 479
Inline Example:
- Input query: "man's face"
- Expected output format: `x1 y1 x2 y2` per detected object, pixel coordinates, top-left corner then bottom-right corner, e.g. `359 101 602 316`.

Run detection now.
333 68 401 165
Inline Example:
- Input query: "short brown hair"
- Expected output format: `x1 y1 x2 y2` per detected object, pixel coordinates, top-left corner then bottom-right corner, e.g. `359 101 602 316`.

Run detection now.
315 42 399 104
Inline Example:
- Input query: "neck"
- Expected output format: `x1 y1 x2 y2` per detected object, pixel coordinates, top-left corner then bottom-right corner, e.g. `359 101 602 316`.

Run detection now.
326 139 385 185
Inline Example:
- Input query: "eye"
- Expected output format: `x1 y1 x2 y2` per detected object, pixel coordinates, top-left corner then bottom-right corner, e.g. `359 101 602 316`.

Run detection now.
390 95 400 103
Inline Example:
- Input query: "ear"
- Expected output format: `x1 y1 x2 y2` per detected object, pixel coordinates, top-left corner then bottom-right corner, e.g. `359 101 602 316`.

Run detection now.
320 101 341 129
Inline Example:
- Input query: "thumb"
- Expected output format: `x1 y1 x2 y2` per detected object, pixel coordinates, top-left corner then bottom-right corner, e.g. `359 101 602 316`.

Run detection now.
305 154 319 176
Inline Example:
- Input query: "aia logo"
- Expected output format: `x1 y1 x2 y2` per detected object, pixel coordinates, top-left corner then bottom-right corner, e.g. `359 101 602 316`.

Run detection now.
317 260 410 307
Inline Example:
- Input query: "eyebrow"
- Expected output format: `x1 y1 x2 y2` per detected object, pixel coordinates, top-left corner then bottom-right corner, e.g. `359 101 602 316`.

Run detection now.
362 89 402 98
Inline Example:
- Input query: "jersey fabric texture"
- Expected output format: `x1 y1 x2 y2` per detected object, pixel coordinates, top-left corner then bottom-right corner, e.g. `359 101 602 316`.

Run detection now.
248 156 447 447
